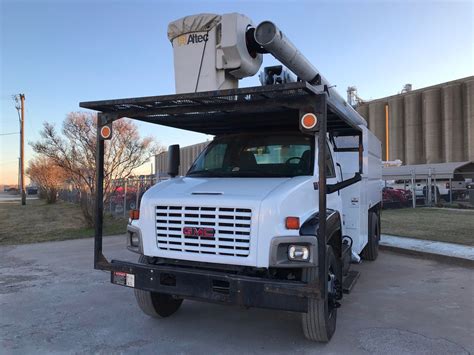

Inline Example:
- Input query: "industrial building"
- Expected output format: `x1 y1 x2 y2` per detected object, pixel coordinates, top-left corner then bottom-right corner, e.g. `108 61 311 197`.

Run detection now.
356 76 474 165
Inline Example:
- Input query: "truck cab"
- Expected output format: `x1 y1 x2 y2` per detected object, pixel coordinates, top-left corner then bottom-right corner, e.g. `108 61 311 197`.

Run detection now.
134 129 380 269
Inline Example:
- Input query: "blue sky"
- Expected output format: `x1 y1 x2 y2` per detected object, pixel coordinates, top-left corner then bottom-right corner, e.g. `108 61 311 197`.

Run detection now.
1 0 473 184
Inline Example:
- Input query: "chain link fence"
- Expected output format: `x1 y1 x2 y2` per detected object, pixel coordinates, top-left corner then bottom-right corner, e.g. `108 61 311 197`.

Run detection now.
107 176 159 217
58 175 167 217
384 171 474 209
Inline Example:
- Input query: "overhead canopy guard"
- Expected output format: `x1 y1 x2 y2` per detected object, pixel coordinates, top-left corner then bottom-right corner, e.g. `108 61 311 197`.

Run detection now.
80 82 362 136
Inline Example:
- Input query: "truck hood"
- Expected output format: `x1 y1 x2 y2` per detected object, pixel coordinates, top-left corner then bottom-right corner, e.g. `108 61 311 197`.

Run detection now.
138 175 315 268
144 177 292 201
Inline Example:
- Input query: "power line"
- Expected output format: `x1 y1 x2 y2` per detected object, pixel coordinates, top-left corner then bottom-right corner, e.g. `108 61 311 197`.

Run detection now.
0 160 19 165
0 132 20 136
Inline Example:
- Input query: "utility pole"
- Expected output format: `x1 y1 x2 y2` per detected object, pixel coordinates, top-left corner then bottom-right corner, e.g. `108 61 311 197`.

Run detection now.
14 94 26 205
19 94 26 205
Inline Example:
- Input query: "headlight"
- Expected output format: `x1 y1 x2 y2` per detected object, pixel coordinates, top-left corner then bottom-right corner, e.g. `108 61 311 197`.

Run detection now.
126 225 143 254
288 245 310 261
129 232 140 247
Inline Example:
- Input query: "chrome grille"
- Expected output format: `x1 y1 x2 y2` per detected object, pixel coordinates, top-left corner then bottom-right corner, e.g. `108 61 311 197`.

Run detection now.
155 206 252 257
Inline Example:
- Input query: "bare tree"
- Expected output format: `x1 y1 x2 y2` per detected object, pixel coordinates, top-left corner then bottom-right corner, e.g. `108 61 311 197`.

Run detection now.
27 157 66 203
32 112 159 225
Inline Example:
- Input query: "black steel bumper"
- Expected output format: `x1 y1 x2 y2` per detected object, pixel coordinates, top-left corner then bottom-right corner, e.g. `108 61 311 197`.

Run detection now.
109 259 320 313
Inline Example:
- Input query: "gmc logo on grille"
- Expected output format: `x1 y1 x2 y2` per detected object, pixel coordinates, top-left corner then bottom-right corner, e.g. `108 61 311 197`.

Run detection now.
183 227 215 238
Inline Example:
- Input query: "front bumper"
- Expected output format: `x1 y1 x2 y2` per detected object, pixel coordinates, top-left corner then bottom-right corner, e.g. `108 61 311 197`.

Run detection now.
109 259 320 313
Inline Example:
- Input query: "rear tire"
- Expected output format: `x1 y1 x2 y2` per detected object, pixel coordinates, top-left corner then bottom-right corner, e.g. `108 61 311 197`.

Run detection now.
134 255 183 318
361 211 380 261
301 246 339 342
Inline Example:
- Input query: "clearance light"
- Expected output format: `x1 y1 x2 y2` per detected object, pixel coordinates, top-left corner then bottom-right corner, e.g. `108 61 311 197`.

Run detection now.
301 113 318 130
129 209 140 220
285 216 300 230
288 245 310 261
100 125 112 140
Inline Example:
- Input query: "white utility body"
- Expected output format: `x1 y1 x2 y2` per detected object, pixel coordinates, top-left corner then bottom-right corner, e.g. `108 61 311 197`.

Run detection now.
82 12 382 343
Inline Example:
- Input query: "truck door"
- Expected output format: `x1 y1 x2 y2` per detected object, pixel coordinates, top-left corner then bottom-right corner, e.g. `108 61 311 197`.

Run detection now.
325 140 343 215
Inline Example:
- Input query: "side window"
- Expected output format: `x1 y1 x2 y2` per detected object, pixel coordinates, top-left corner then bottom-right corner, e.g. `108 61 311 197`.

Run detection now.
326 142 336 178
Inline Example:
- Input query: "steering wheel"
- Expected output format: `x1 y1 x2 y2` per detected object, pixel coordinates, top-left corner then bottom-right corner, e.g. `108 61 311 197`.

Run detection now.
285 157 303 165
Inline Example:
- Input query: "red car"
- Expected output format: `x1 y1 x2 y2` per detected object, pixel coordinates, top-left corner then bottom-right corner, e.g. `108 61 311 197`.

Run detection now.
382 187 412 208
110 186 138 211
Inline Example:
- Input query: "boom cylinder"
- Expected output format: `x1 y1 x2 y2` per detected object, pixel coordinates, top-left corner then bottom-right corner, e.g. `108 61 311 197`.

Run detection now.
254 21 367 127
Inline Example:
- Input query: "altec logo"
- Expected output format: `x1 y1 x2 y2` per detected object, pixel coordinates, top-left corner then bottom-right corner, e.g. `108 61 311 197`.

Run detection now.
183 227 215 238
177 33 209 46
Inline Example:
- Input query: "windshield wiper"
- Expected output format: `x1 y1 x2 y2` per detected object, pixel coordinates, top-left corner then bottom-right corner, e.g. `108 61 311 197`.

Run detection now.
188 169 291 178
231 170 285 177
187 170 222 177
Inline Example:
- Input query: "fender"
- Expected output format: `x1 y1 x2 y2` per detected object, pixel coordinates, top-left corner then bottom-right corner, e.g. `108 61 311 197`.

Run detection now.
299 209 341 242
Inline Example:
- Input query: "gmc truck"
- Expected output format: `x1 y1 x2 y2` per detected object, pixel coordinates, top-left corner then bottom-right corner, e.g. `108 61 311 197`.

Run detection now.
81 13 382 342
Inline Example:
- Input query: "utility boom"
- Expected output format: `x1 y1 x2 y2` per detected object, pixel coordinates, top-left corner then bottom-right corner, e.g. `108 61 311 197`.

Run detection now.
253 21 367 128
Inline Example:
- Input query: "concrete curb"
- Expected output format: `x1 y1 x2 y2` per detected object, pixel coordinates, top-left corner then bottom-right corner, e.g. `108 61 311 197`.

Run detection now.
379 244 474 268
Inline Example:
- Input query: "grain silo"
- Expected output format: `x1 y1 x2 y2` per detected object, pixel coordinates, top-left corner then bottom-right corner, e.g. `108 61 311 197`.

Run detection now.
442 83 464 162
368 101 387 159
462 78 474 161
422 88 442 163
356 76 473 165
404 92 424 164
387 96 405 162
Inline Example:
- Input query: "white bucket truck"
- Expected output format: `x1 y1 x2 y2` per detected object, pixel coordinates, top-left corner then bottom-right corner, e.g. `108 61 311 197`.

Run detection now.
81 13 382 342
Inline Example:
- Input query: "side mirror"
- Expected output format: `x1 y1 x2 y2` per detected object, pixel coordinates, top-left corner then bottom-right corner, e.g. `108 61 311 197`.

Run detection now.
167 144 180 178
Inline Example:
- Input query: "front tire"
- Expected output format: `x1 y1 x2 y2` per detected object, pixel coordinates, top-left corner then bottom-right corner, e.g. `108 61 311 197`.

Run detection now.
301 246 340 342
134 255 183 318
361 211 380 261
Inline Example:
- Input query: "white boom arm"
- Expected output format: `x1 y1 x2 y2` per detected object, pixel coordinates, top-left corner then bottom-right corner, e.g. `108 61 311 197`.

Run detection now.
254 21 367 127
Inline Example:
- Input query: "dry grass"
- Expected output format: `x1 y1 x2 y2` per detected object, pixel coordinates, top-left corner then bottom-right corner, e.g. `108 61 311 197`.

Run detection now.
0 199 127 245
381 207 474 246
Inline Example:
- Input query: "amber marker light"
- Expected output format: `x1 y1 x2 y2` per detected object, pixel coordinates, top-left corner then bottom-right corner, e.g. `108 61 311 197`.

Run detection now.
301 113 318 129
100 126 112 139
129 209 140 220
285 216 300 230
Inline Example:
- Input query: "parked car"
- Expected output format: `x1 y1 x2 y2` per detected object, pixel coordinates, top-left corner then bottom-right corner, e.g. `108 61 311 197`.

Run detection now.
110 185 138 212
422 185 441 202
382 187 411 208
26 186 38 195
442 180 467 200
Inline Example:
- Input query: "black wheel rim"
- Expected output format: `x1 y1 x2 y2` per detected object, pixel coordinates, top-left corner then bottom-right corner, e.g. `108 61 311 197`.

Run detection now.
375 218 380 243
327 265 339 319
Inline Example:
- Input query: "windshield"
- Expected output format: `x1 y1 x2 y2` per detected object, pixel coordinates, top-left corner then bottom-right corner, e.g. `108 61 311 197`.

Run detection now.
187 133 314 178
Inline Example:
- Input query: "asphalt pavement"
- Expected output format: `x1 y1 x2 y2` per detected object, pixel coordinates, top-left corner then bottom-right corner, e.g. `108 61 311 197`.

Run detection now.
1 236 473 354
